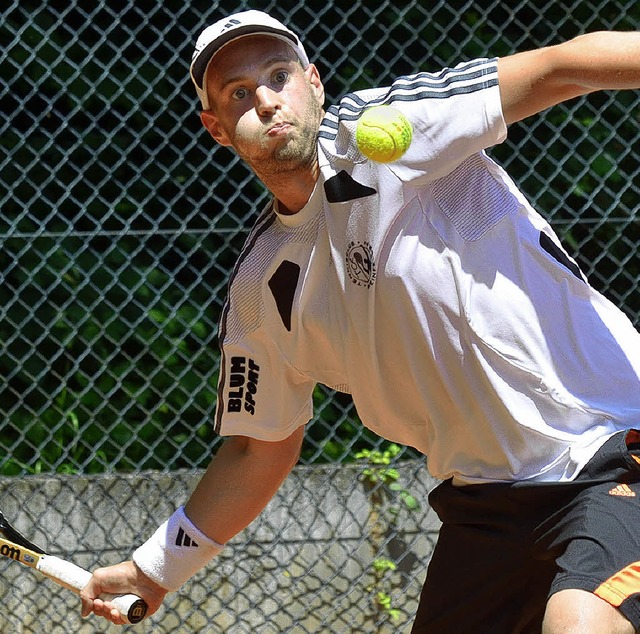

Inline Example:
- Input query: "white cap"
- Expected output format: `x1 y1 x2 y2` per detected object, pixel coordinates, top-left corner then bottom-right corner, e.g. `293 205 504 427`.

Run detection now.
190 10 310 110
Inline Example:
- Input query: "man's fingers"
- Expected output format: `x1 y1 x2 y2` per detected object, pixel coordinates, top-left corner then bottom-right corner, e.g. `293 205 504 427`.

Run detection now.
80 576 119 624
80 575 103 617
84 597 125 626
79 561 166 624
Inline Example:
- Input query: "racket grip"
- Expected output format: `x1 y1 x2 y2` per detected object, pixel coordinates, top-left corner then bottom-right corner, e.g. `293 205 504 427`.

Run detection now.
95 591 148 625
37 555 148 624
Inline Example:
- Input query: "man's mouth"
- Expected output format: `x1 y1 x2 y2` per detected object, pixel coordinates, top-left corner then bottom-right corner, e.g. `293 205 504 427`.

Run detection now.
267 122 292 137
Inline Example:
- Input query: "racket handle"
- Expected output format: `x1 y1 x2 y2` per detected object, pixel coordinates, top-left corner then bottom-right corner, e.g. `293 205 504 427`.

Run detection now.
37 555 148 624
94 591 148 625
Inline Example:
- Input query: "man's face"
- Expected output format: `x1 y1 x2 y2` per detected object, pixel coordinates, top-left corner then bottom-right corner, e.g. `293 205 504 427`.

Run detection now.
201 36 325 176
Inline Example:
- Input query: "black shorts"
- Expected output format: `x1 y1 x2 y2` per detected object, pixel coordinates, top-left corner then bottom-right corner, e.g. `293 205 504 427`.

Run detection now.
412 430 640 633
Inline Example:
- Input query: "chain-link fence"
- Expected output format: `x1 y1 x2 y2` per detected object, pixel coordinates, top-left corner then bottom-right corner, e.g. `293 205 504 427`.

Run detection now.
1 0 640 632
0 463 442 634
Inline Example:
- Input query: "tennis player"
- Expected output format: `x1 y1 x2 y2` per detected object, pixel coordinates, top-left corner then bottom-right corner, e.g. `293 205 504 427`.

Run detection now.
81 10 640 632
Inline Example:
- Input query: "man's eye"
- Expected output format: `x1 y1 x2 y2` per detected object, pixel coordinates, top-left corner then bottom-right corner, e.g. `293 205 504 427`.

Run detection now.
233 88 248 100
274 71 288 84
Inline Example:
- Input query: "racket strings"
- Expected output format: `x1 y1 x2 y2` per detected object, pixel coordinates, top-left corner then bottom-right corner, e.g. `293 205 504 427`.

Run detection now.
0 510 46 554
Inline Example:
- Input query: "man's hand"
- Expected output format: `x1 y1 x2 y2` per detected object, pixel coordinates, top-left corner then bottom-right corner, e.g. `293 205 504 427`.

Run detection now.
78 430 305 625
80 560 167 625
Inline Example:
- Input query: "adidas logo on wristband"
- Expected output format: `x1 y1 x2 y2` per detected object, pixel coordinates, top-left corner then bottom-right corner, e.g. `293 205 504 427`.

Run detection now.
175 527 199 548
133 506 225 591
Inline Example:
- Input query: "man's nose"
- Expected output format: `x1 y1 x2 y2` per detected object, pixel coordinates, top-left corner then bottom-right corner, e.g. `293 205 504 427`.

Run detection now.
255 85 281 115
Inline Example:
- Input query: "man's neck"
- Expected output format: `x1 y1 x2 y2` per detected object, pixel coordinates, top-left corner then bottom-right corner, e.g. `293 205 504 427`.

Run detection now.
257 161 319 215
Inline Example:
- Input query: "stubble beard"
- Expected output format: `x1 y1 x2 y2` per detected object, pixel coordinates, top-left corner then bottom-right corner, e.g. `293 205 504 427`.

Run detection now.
240 90 323 182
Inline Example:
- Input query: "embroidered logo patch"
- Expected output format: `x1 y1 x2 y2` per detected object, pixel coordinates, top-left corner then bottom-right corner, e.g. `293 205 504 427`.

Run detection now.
346 241 376 288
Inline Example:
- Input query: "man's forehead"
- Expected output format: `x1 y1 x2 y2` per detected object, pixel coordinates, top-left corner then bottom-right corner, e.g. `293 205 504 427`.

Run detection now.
207 35 297 79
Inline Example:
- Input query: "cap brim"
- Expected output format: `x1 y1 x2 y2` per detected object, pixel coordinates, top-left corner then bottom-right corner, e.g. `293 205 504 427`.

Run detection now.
191 25 300 90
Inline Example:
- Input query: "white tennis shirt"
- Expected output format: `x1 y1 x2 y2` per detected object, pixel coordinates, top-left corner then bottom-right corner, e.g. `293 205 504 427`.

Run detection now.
215 58 640 484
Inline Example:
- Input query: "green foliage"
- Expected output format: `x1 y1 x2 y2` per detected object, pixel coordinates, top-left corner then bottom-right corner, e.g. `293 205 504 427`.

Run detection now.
0 231 222 475
357 444 421 624
2 1 639 477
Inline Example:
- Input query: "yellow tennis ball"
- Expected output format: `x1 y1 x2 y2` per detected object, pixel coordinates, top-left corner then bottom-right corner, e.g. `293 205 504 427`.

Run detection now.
356 106 413 163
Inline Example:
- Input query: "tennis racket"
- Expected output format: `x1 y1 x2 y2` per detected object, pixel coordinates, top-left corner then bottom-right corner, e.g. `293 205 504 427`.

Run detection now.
0 510 148 624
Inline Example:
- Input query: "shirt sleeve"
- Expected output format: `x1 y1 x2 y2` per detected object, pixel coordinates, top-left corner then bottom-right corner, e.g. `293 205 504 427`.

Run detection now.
214 308 315 441
395 58 507 181
327 58 507 183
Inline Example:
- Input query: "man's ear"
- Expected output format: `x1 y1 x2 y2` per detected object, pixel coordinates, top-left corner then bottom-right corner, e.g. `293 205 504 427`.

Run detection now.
200 111 232 147
305 63 325 108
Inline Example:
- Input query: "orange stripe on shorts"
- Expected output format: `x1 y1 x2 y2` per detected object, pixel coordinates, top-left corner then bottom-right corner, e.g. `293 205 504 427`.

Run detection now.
595 562 640 607
626 429 640 446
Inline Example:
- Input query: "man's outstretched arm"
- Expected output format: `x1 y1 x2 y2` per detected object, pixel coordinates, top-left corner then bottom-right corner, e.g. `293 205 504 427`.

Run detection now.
498 31 640 125
80 427 305 625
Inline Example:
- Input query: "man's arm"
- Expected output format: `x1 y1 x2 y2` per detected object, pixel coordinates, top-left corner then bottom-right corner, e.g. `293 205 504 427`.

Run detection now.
498 31 640 125
185 427 304 543
80 428 304 625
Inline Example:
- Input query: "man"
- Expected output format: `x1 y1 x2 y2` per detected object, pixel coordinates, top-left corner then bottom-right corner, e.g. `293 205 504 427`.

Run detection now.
80 10 640 632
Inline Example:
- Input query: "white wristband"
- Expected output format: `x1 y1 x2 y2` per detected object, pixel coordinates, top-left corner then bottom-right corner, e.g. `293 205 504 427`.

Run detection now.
132 506 224 591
